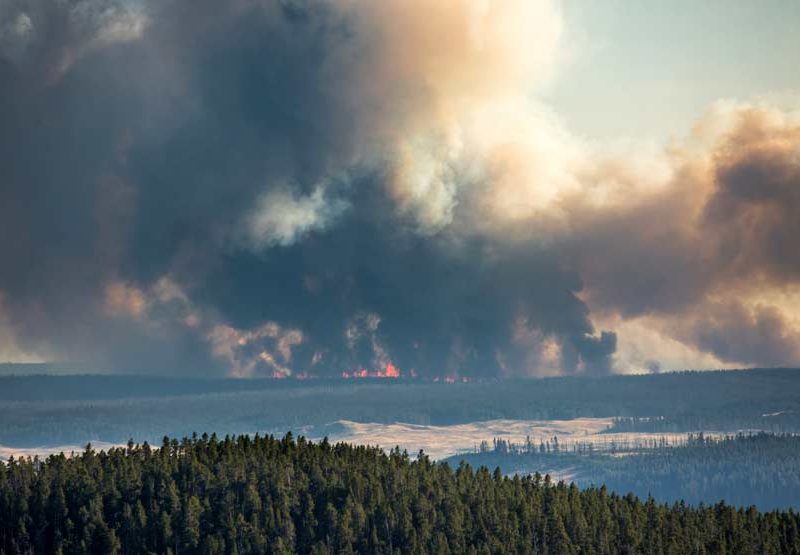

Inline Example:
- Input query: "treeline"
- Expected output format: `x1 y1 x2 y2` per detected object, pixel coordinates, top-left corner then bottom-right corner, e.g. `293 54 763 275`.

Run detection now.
476 434 675 456
3 368 800 447
2 434 800 554
607 413 800 434
450 433 800 511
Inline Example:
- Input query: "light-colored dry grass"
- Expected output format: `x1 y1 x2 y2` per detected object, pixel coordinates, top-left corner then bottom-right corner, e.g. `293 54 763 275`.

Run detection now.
310 418 733 460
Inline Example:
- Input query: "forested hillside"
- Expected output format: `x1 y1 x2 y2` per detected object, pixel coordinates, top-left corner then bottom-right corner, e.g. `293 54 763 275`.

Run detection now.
2 368 800 447
2 434 799 554
448 433 800 511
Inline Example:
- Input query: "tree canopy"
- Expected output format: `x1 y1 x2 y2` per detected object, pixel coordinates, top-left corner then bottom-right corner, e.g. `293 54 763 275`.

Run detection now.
2 433 799 554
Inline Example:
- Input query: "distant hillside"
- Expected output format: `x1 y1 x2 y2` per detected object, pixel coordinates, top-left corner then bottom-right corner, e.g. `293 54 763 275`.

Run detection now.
1 366 799 403
445 432 800 511
0 369 799 447
0 362 104 377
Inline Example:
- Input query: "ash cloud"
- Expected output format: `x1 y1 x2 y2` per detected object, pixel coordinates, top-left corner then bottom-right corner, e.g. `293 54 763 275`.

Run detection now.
0 0 797 376
566 104 800 369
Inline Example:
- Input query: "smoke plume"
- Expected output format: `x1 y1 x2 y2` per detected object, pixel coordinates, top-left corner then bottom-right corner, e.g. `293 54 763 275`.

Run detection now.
0 1 798 376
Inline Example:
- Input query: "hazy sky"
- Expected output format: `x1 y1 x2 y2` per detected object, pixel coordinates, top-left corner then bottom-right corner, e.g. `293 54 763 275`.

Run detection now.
548 0 800 140
0 0 799 377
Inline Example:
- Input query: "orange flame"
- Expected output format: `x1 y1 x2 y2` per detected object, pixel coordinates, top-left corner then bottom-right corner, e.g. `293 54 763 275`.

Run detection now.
259 365 476 382
341 362 402 379
384 362 400 378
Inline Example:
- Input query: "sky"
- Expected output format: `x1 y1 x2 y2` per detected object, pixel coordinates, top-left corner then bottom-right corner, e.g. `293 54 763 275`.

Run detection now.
0 0 799 378
549 0 800 141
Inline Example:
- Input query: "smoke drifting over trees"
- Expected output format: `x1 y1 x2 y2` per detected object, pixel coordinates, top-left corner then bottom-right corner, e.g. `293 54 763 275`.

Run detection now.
1 0 799 377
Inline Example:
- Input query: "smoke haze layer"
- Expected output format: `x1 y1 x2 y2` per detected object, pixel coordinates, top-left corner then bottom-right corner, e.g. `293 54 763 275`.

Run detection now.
0 0 799 376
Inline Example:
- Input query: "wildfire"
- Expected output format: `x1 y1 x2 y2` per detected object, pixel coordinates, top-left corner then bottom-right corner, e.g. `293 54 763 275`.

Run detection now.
341 362 402 379
385 362 400 377
256 364 477 382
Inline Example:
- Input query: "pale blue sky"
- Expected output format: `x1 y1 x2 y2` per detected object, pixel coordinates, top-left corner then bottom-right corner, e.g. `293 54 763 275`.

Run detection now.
544 0 800 140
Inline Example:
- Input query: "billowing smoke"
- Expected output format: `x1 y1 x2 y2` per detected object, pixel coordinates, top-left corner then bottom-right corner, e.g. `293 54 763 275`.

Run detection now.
564 103 800 370
0 1 798 377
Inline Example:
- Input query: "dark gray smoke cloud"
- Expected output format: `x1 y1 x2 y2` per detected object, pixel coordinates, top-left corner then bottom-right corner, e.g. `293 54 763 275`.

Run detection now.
0 0 616 377
2 1 797 376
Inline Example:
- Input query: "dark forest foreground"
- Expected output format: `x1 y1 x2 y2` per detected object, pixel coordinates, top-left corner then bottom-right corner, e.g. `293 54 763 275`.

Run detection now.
2 434 799 554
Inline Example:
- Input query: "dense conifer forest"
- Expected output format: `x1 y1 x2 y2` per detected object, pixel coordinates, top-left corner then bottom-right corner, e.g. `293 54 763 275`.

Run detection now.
449 433 800 511
2 433 800 554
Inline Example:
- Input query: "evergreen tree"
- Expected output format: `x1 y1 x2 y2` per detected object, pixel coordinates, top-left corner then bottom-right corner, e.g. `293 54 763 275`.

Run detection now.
1 433 798 554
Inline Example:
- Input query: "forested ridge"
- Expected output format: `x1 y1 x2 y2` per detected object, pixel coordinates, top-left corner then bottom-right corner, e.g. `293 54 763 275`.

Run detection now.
450 433 800 511
2 368 800 447
585 433 800 511
2 434 800 554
